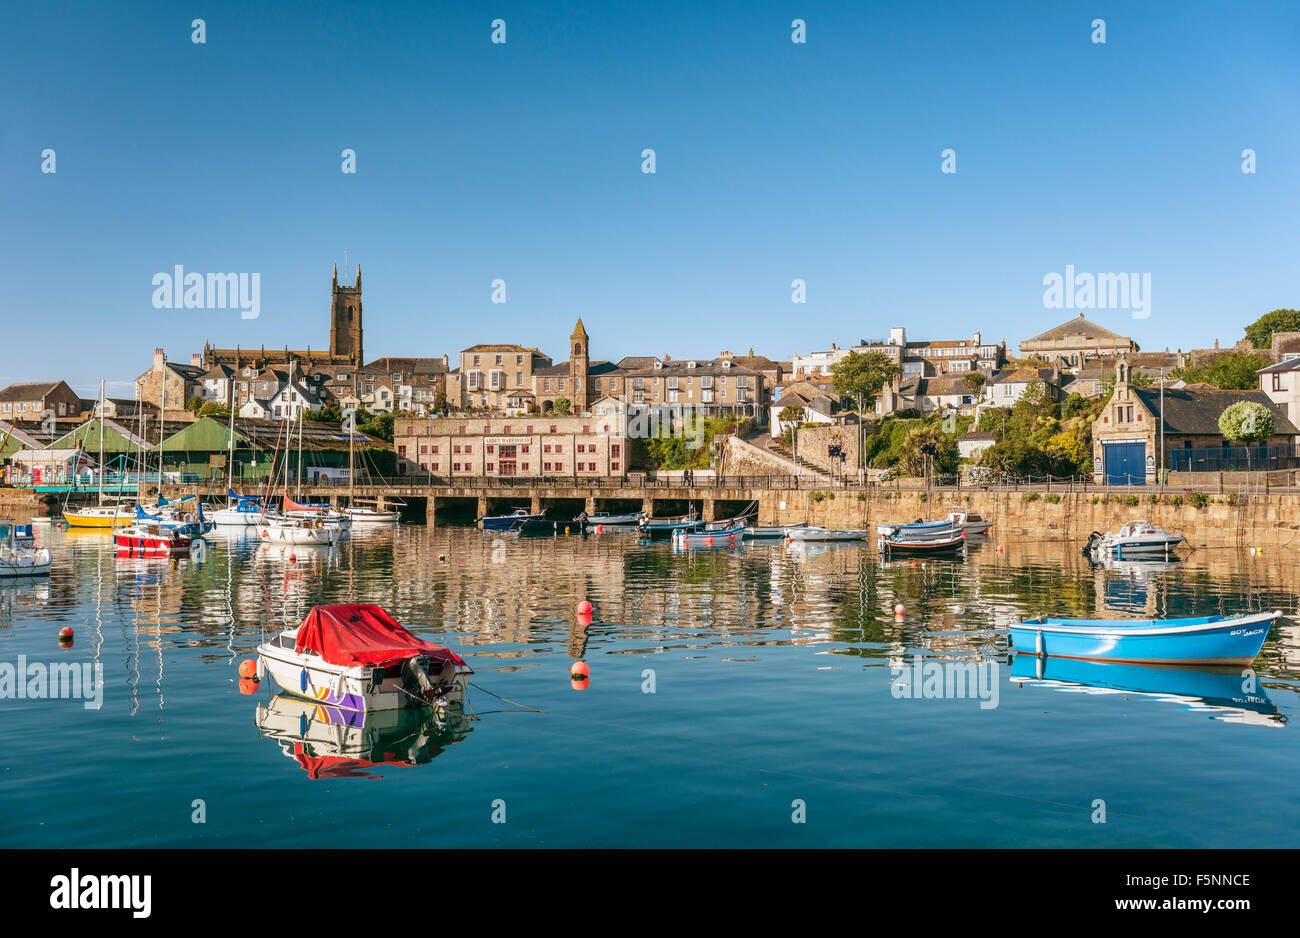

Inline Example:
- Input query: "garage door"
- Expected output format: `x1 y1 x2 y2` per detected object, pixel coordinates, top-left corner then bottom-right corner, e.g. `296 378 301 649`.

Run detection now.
1104 441 1146 486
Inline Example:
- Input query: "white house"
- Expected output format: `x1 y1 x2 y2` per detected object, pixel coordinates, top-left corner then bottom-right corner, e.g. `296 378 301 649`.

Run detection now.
269 378 324 420
1257 355 1300 425
238 398 274 420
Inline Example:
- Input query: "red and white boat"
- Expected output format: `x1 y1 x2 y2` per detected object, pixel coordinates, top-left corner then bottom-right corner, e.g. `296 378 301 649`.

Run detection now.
113 522 199 556
256 604 472 713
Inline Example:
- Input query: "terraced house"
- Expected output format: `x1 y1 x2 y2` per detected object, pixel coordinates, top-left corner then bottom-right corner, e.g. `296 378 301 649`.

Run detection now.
621 358 764 419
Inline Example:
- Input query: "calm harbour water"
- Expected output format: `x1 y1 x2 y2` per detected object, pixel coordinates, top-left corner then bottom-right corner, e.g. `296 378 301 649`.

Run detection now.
2 522 1299 848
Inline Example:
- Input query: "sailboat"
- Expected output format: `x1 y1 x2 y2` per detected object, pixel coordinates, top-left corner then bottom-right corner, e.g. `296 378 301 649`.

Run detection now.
210 397 263 525
255 383 341 547
343 416 399 523
63 379 134 528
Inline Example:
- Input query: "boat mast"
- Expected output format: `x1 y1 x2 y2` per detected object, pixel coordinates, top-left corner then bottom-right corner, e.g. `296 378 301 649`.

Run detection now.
158 354 167 501
96 378 105 505
226 383 237 495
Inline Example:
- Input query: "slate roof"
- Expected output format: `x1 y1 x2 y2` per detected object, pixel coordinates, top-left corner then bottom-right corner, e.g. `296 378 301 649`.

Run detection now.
1133 388 1299 436
0 382 62 402
1022 314 1131 344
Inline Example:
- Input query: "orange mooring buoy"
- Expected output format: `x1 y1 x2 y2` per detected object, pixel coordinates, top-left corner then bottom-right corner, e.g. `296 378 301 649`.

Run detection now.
238 659 259 679
238 678 259 695
571 660 590 678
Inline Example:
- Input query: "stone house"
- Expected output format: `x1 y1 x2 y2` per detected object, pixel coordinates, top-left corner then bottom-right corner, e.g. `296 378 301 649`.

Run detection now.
0 380 83 422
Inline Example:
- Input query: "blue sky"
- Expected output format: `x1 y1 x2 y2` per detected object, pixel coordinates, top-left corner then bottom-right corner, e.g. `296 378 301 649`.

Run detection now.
3 0 1298 396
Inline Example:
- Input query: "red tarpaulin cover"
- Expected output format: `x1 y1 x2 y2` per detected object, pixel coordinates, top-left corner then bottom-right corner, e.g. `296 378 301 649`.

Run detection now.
295 604 465 669
283 495 329 512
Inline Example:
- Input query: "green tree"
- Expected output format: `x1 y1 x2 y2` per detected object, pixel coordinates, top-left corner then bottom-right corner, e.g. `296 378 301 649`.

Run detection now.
552 398 572 416
1244 309 1300 349
315 403 345 425
1218 401 1274 444
829 351 899 411
197 401 230 418
359 412 394 442
185 395 206 415
961 371 987 398
1173 351 1269 390
778 404 805 427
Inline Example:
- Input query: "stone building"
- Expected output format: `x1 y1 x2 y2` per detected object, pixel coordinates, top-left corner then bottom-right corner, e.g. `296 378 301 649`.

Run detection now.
1091 357 1297 484
1019 313 1138 366
620 358 764 419
135 349 206 410
0 380 83 422
392 414 630 479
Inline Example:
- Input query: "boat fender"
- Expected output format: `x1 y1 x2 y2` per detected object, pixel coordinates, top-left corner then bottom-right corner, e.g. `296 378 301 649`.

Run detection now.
299 668 309 693
404 656 435 698
1034 630 1045 657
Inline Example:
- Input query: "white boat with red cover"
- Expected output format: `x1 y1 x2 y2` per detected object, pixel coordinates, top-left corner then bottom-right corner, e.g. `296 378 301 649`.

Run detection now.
256 604 472 713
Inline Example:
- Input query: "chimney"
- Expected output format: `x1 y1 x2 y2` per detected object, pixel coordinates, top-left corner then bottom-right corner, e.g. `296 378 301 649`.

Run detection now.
153 348 165 370
190 353 202 368
972 330 981 346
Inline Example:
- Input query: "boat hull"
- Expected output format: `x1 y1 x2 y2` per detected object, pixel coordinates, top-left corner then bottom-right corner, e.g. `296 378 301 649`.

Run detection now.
112 532 195 555
586 512 643 526
257 644 471 713
62 509 133 529
1009 612 1279 666
879 534 966 553
0 549 52 578
787 528 869 542
210 508 261 526
478 513 544 530
257 523 339 546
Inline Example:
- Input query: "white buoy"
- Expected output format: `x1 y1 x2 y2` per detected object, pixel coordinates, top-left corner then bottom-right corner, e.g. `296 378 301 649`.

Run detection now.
1035 629 1045 657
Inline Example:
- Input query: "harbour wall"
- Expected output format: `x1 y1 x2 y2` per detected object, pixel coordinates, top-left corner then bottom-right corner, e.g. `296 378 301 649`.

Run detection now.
760 488 1300 550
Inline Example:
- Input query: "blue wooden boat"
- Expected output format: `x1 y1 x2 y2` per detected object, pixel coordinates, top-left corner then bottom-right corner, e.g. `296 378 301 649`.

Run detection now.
478 507 545 530
1009 610 1281 666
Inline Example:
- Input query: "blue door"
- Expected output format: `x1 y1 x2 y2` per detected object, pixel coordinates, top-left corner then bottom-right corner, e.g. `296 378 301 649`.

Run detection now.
1104 442 1146 486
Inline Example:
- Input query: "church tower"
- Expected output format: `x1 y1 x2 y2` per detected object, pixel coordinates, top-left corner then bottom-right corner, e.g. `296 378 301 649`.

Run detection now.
329 264 363 365
569 318 590 413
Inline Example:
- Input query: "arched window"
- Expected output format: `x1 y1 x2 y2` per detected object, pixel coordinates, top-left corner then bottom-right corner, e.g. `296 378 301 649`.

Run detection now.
348 306 354 322
574 342 582 356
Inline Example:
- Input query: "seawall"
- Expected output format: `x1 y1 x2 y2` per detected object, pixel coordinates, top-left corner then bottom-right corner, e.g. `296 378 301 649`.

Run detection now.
760 489 1300 550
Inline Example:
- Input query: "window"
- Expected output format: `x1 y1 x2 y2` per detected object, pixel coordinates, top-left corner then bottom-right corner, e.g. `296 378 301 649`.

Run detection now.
550 425 557 433
465 445 473 454
543 380 551 392
583 425 590 433
612 444 621 457
454 462 461 472
459 425 466 434
555 463 563 472
521 463 529 470
398 446 407 457
516 355 523 365
526 425 533 433
487 463 494 472
554 444 563 453
521 445 530 454
420 445 428 454
495 355 502 365
486 445 494 454
611 462 619 471
432 445 439 454
544 462 552 471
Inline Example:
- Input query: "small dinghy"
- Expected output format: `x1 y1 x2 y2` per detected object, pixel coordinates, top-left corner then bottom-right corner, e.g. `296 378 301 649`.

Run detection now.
256 604 472 713
878 529 967 554
745 522 810 539
585 510 645 526
1009 610 1281 666
1085 519 1183 558
512 516 587 536
875 519 961 541
786 527 870 542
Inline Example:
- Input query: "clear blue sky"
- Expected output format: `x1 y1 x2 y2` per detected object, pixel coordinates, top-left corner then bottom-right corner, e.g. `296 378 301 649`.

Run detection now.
4 0 1298 396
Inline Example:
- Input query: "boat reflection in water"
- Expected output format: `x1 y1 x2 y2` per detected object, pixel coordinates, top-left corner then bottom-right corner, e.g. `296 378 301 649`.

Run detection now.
1011 653 1286 727
255 693 471 779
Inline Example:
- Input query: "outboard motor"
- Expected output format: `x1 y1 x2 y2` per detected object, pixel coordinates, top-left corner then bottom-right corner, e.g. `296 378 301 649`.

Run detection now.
402 655 435 700
1083 531 1103 555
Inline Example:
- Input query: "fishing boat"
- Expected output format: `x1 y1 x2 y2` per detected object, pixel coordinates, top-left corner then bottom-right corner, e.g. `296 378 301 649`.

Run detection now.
584 510 645 526
210 492 264 526
1009 610 1281 666
257 514 341 546
256 604 473 713
787 526 870 542
672 522 746 544
637 514 704 538
112 521 200 555
1085 520 1184 558
478 507 544 530
745 522 811 539
1009 655 1285 727
878 529 967 554
0 523 52 578
875 519 961 541
946 508 993 535
255 693 471 779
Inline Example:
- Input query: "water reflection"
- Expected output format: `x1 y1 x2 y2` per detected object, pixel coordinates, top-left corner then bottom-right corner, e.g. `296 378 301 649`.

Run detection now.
255 693 471 779
1010 654 1286 727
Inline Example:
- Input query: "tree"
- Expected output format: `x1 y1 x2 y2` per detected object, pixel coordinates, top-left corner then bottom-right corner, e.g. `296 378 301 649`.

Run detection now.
315 403 345 425
552 398 572 416
1173 351 1269 390
185 395 206 415
197 401 230 418
778 404 805 427
961 371 986 397
829 351 899 412
1220 400 1275 471
358 412 394 442
1244 309 1300 349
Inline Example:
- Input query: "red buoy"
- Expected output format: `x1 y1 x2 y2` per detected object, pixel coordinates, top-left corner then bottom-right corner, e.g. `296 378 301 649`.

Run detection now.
58 626 74 640
577 600 592 615
238 659 258 679
571 660 590 678
238 678 259 695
